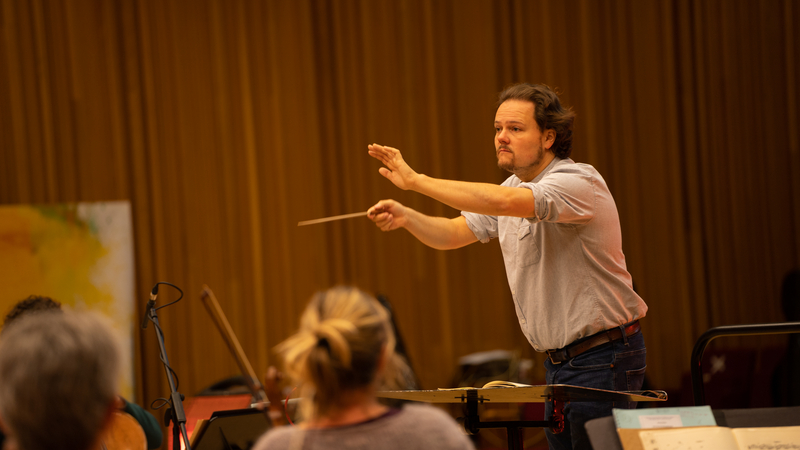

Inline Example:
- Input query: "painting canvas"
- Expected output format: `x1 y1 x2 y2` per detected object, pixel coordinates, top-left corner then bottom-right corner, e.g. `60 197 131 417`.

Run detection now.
0 201 136 398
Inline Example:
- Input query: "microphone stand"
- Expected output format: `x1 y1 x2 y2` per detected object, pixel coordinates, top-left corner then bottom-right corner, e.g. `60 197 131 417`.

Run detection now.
144 288 192 450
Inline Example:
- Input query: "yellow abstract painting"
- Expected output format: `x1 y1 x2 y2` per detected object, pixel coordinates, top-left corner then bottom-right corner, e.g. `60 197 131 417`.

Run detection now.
0 201 135 398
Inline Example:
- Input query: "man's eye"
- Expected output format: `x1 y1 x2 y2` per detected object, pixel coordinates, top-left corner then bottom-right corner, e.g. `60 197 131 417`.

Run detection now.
513 127 521 132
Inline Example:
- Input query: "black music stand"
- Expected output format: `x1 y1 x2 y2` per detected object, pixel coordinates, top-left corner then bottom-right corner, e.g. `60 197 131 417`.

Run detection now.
190 408 272 450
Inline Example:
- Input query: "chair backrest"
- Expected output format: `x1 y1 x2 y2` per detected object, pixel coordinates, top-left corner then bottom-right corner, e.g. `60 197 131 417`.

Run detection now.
690 322 800 406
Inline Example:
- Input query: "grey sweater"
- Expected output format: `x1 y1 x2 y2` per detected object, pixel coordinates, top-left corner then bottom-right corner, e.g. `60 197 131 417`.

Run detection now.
252 403 475 450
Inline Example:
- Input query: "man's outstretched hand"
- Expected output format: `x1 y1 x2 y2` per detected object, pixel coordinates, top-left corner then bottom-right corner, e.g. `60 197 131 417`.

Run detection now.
368 144 420 191
367 199 408 231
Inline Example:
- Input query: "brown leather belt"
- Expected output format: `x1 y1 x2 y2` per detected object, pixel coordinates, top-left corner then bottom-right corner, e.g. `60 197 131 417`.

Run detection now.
545 320 641 364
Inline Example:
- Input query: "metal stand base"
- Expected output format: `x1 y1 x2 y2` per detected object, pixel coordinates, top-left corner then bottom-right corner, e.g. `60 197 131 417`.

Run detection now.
459 390 565 450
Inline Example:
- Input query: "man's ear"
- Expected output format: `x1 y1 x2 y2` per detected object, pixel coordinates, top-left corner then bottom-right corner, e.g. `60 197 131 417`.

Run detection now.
543 129 556 150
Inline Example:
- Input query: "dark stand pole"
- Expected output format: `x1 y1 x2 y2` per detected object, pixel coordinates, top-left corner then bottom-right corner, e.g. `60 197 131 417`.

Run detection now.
146 304 192 450
459 389 565 450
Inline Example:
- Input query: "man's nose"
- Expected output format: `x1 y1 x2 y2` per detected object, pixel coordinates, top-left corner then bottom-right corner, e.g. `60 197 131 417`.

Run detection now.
497 129 510 143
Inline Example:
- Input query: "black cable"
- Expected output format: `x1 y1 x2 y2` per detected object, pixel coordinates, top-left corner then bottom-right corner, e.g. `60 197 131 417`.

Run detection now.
143 281 184 392
151 397 170 410
151 281 184 311
153 321 180 391
143 280 188 441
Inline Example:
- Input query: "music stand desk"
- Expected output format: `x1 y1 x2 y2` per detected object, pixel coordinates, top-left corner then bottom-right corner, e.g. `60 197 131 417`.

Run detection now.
378 385 667 450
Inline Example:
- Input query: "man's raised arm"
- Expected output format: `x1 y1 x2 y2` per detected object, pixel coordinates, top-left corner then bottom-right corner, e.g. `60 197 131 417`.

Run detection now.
368 143 536 218
367 200 477 250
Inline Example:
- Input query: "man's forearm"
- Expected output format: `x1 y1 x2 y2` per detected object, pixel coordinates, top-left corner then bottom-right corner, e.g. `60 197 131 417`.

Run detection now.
411 174 535 218
403 209 476 250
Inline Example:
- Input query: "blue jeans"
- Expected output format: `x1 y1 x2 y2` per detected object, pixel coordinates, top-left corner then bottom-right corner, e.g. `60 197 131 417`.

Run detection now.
544 330 646 450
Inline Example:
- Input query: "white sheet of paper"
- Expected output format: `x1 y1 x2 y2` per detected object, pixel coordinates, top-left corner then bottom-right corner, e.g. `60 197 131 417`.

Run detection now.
731 426 800 448
640 427 738 450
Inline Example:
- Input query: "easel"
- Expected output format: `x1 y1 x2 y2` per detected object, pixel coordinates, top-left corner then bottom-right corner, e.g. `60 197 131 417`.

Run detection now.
378 385 667 450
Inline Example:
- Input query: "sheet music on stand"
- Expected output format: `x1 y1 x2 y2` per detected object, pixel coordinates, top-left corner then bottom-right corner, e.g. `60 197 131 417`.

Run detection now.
636 425 800 450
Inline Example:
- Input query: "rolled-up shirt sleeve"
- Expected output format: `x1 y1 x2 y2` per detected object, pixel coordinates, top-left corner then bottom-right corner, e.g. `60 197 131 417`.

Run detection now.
519 171 596 224
461 210 497 243
460 164 596 241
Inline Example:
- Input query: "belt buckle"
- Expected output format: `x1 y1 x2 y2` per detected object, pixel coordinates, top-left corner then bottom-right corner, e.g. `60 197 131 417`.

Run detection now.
546 350 563 365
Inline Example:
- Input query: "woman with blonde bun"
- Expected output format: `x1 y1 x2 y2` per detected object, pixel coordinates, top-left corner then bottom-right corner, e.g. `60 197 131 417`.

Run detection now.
253 286 474 450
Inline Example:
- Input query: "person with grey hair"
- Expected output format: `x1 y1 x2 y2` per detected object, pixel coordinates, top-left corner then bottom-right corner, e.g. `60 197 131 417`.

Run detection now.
0 310 122 450
0 295 162 449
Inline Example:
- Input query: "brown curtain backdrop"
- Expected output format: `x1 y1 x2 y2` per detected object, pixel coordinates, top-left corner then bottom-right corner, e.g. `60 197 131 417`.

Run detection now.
2 0 798 424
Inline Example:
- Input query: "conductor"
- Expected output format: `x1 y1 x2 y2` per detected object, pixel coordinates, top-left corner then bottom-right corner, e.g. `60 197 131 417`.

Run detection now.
367 83 648 450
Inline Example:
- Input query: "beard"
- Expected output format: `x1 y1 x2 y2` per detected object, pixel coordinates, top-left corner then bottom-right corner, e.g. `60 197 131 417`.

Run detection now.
497 143 544 176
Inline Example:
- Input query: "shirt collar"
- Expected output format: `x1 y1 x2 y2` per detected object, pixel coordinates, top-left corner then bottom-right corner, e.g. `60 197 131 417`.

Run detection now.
531 157 564 183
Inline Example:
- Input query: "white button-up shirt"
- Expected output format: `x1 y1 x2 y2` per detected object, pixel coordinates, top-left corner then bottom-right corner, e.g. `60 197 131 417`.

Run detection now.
462 157 647 351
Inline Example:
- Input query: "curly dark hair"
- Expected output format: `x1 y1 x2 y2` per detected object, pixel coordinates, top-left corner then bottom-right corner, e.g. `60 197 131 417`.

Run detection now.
497 83 576 159
3 295 63 328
